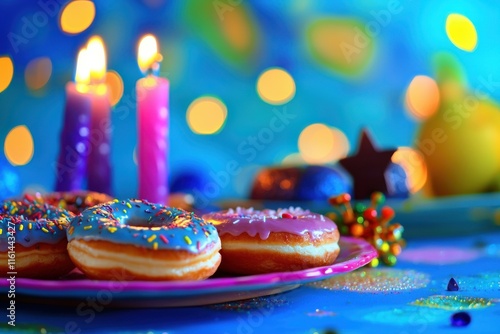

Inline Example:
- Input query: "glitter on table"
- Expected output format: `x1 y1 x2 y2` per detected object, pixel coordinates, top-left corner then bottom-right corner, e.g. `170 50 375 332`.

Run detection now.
307 269 429 292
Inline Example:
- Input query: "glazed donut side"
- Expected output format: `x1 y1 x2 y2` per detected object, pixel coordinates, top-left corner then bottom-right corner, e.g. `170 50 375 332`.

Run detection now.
0 201 74 279
67 200 221 281
0 240 74 279
203 207 340 275
67 238 221 281
216 231 339 274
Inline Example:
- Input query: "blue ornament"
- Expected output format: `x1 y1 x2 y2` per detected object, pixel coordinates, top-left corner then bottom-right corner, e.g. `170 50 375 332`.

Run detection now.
0 156 20 201
451 312 471 327
384 163 409 199
170 168 209 195
297 165 351 201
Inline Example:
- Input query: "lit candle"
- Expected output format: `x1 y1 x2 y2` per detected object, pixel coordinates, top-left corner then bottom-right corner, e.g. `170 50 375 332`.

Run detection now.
55 49 92 191
136 34 169 204
86 36 112 195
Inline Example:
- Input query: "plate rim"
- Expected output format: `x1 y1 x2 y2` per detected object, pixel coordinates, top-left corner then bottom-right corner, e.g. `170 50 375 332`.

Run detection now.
0 237 376 294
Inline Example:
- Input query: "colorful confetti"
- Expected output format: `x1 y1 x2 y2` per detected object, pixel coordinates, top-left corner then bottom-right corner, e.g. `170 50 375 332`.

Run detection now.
453 272 500 291
307 269 429 293
411 295 495 310
208 296 288 312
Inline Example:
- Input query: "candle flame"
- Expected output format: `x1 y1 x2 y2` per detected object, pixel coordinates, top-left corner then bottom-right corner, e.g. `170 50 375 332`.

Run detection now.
138 34 162 74
75 48 90 85
87 35 106 83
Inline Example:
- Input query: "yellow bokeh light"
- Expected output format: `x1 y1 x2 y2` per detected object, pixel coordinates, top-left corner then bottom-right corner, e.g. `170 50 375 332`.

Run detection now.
187 97 227 135
406 75 440 120
59 0 96 34
0 56 14 93
4 125 34 166
445 14 477 52
105 71 124 106
391 147 428 194
257 68 296 105
24 57 52 91
298 124 350 164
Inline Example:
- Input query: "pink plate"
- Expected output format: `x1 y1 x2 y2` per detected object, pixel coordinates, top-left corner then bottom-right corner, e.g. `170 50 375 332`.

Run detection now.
0 237 376 307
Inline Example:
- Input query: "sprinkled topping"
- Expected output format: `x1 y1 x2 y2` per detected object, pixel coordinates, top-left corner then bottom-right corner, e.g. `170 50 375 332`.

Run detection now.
67 199 219 253
0 198 73 251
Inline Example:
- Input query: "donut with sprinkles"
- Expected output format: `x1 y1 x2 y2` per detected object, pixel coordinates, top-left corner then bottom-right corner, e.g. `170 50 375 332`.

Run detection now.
67 199 221 281
24 191 113 215
203 207 340 275
0 200 74 278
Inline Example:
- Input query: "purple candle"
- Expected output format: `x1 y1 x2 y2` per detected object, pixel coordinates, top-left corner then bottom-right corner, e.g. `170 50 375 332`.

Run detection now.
55 50 92 191
137 35 169 204
86 36 112 195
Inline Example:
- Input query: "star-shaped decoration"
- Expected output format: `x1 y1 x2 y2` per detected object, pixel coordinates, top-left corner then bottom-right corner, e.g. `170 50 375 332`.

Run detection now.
339 129 396 199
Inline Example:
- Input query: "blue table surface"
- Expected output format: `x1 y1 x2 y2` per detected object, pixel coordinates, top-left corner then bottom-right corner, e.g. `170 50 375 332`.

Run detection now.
4 231 500 334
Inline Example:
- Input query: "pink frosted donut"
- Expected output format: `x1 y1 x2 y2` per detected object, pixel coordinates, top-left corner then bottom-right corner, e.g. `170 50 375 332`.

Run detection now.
203 207 340 275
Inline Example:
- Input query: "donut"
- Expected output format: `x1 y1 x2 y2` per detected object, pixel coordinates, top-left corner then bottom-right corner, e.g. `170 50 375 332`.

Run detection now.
203 207 340 275
67 199 221 281
24 191 113 215
0 200 74 279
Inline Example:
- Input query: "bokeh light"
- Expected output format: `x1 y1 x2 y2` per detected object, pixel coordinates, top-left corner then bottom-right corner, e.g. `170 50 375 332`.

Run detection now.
220 3 253 53
445 14 477 52
105 70 124 106
59 0 96 35
282 152 305 165
406 75 440 120
391 147 428 194
24 57 52 91
187 97 227 134
0 56 14 93
298 124 349 164
4 125 34 166
256 68 296 105
306 18 374 76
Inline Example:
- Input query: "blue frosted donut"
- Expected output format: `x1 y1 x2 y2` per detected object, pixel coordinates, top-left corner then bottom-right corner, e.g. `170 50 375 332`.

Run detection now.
67 199 221 280
0 200 75 278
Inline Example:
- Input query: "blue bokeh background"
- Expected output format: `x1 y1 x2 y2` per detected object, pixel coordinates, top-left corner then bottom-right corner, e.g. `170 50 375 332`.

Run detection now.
1 0 499 201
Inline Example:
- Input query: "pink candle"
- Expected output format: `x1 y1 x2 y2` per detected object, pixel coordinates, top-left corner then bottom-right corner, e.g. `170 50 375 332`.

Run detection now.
86 36 112 195
136 35 169 204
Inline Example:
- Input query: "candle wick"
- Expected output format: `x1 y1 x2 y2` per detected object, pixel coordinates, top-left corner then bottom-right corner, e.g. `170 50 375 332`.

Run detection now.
146 63 161 77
